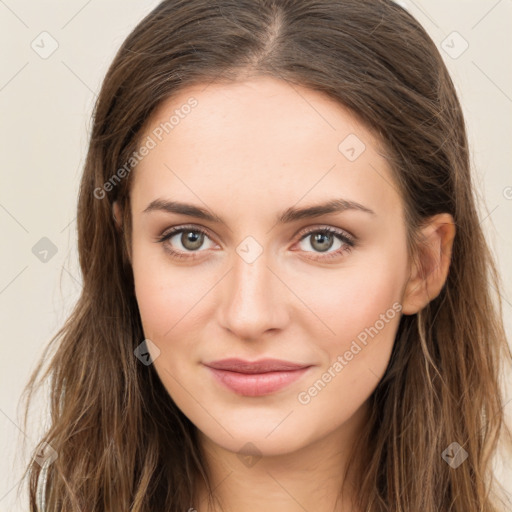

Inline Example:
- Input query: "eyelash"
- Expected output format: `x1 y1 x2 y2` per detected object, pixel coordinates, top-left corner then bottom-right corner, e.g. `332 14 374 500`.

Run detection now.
155 224 356 262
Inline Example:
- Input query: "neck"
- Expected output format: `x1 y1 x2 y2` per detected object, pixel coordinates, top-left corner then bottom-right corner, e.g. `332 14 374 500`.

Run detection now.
193 402 369 512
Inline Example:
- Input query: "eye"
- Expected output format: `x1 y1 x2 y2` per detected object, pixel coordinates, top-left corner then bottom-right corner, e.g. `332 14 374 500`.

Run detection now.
294 226 355 261
156 224 355 262
156 225 217 260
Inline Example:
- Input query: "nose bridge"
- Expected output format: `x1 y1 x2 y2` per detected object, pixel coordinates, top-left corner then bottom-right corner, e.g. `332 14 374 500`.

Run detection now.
218 244 288 340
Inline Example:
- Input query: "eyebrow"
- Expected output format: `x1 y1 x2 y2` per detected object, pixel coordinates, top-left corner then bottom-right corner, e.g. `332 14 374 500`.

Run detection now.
143 198 376 224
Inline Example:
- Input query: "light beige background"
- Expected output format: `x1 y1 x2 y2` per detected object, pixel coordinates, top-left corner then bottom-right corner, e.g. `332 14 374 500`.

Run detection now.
1 1 511 510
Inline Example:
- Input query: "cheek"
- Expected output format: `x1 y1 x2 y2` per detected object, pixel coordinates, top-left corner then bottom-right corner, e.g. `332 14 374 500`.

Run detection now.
132 243 189 339
290 248 407 411
294 271 404 423
293 256 407 346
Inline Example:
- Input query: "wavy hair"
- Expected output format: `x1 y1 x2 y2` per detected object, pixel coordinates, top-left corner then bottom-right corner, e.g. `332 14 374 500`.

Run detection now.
19 0 512 510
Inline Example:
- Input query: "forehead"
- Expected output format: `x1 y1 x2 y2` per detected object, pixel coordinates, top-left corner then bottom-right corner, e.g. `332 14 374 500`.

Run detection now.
131 76 402 219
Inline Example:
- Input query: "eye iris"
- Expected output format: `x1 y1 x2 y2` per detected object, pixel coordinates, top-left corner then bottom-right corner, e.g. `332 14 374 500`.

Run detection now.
181 231 204 250
311 232 334 252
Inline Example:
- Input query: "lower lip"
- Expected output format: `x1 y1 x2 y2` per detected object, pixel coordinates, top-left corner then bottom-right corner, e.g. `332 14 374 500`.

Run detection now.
205 366 310 397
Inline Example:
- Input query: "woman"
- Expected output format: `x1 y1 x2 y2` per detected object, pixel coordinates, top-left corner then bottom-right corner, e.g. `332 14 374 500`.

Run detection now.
21 0 512 510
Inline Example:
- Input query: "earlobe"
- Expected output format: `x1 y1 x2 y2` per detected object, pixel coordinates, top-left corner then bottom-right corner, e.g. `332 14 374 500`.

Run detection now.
401 213 456 315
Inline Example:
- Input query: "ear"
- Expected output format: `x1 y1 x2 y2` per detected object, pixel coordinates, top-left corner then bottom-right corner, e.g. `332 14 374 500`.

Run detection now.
401 213 456 316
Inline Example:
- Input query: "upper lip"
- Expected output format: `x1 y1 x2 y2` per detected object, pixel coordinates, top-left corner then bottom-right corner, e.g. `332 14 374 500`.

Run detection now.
204 358 310 374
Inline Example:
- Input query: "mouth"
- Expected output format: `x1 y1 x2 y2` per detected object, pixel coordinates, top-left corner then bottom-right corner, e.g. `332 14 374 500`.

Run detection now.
203 358 312 397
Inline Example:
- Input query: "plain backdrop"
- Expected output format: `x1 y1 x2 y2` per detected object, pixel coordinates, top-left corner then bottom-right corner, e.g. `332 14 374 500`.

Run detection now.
1 1 511 510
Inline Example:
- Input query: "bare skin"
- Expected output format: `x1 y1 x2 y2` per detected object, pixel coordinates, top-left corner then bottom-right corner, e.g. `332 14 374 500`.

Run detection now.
114 76 455 512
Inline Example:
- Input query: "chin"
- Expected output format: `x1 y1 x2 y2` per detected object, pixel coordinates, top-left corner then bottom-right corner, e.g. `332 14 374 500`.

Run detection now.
197 419 314 459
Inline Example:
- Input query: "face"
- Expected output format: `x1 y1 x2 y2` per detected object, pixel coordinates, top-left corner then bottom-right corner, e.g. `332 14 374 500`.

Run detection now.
127 76 411 457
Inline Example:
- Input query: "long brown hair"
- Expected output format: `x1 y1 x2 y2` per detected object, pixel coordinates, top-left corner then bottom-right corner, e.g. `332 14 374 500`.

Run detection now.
19 0 512 510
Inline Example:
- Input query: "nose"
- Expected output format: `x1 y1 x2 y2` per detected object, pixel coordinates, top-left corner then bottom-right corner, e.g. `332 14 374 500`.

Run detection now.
217 249 290 341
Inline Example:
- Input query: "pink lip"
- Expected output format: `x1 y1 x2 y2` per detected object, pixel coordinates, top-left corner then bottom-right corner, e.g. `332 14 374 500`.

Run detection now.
204 358 312 397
